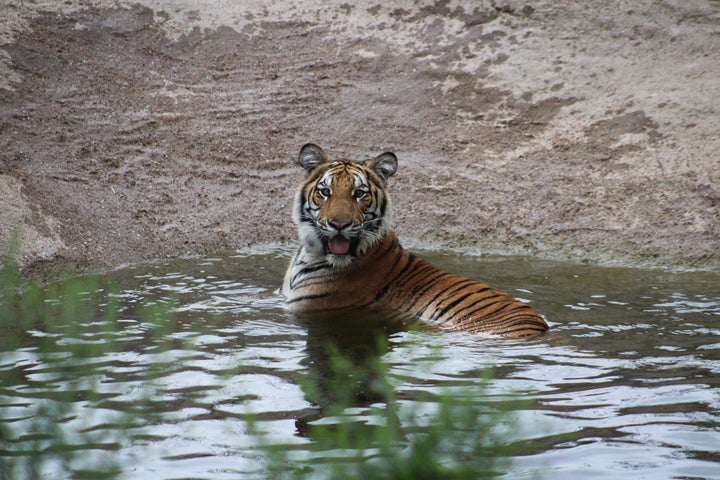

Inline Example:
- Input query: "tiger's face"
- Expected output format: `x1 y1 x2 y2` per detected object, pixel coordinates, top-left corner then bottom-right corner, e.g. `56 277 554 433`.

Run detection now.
293 143 398 268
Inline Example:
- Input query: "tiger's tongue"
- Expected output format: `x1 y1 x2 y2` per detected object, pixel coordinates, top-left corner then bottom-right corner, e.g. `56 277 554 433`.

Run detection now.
328 236 351 255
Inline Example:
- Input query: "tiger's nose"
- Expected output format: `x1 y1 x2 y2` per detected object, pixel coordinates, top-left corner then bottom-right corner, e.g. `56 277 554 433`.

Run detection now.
328 218 351 231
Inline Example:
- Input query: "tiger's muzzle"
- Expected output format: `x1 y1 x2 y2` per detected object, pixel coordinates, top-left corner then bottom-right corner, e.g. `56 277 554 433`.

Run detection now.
323 217 356 255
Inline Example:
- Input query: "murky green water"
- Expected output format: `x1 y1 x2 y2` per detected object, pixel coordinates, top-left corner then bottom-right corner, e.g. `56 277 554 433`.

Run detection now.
1 249 719 479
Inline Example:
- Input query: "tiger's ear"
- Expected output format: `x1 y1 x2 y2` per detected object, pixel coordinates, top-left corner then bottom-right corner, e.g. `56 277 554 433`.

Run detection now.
368 152 398 180
298 143 330 173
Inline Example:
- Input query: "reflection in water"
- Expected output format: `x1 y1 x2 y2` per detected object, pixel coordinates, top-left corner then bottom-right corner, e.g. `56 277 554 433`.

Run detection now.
293 309 406 437
299 311 400 396
1 249 719 479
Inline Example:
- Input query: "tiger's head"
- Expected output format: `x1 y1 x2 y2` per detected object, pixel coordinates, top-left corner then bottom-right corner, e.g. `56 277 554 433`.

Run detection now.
293 143 398 268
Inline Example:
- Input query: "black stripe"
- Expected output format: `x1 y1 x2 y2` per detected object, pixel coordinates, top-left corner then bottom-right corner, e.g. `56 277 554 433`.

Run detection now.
418 278 479 314
455 305 516 329
430 280 483 311
290 264 332 288
377 190 387 218
369 252 418 304
365 214 379 232
412 274 465 317
409 271 453 300
290 277 336 291
480 298 514 317
408 269 449 297
466 301 513 323
286 292 332 304
377 261 437 312
431 285 492 322
398 270 452 314
451 293 507 323
379 235 400 258
395 261 436 289
490 317 548 336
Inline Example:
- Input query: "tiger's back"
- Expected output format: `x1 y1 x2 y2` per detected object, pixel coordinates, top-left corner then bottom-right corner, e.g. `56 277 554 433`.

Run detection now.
285 231 548 338
282 143 549 338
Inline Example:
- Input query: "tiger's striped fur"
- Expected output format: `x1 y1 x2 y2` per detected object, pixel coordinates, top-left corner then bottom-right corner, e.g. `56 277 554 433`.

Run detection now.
282 144 548 338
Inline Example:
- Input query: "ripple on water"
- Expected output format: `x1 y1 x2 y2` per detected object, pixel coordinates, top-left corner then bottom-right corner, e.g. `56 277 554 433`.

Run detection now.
1 251 719 479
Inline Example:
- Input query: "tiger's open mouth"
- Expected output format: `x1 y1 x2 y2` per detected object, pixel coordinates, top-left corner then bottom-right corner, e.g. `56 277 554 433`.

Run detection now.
326 235 353 255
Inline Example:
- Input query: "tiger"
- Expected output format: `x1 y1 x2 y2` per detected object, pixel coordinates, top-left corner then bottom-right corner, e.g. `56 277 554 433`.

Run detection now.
282 143 549 338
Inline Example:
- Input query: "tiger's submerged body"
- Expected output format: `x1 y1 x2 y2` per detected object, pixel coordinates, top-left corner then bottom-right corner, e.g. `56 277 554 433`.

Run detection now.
282 144 548 338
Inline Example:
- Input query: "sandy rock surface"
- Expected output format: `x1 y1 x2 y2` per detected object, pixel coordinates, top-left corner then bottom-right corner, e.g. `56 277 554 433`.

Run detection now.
1 0 719 275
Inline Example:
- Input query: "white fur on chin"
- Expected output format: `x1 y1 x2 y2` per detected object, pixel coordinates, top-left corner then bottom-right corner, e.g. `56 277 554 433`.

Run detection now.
297 221 387 270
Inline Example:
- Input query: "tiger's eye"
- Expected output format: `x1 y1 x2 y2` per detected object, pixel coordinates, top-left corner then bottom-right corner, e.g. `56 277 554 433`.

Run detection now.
318 187 331 198
353 189 368 200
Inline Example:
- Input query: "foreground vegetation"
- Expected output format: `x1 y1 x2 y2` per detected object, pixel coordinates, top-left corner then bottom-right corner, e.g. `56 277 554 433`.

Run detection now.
0 252 528 479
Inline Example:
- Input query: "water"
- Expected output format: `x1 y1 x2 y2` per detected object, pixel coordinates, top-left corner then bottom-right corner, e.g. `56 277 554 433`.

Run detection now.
1 249 719 479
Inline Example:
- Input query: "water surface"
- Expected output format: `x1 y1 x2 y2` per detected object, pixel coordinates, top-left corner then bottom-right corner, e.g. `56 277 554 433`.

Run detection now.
1 249 719 479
